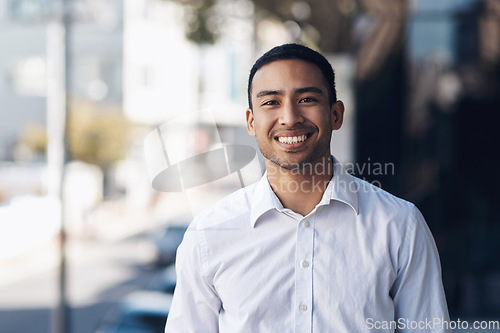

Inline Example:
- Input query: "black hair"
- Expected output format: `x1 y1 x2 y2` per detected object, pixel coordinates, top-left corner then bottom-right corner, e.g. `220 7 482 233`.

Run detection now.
247 43 337 110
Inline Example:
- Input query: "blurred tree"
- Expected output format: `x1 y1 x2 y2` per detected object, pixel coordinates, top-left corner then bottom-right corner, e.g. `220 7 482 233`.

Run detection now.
18 101 131 169
19 124 47 158
175 0 218 44
251 0 357 52
172 0 357 52
66 101 131 169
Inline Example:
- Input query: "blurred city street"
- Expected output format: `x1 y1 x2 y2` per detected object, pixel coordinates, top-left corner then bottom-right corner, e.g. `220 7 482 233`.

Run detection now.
0 236 153 333
1 0 500 331
0 194 190 333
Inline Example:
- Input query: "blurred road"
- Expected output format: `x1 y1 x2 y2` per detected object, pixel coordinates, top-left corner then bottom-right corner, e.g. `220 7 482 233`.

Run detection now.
0 234 162 333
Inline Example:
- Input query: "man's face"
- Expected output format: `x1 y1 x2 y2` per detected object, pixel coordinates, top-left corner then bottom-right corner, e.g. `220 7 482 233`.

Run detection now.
246 59 344 170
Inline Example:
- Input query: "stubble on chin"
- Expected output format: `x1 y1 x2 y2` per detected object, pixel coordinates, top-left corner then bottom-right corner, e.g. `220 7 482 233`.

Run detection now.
267 152 307 171
263 148 331 172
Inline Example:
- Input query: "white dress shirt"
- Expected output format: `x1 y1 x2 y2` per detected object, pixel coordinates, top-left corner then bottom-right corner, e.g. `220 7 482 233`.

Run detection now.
165 158 450 333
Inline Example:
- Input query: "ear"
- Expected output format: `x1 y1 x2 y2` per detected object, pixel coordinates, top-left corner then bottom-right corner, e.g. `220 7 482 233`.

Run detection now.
246 109 256 136
330 100 345 130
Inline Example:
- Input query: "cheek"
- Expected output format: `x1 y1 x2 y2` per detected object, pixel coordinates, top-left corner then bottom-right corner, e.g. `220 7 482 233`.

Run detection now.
316 114 333 131
254 114 274 132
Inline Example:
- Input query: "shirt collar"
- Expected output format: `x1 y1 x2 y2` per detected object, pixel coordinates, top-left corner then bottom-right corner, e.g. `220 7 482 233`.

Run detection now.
249 172 278 227
328 156 359 215
250 156 359 228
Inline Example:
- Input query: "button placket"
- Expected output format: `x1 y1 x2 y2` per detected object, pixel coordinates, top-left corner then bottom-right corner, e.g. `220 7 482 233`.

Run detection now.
295 218 314 332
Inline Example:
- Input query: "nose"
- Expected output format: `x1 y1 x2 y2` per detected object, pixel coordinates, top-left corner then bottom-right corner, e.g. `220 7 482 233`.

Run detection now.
279 102 304 126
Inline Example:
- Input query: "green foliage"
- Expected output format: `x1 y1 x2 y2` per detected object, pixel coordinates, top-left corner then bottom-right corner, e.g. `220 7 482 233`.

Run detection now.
66 101 131 168
170 0 357 52
19 123 47 156
250 0 357 52
178 0 219 44
18 101 131 168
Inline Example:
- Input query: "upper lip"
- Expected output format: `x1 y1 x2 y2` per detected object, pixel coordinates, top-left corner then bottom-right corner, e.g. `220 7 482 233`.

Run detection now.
273 129 313 140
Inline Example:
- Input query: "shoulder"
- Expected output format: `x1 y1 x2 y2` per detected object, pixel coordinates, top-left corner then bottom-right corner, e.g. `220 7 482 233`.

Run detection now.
348 176 437 268
351 176 434 251
180 181 261 274
189 180 260 231
351 175 417 219
346 175 427 246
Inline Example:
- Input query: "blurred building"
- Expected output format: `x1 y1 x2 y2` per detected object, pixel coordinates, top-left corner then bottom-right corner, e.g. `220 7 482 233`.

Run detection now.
122 0 262 213
0 0 123 162
123 0 255 126
354 0 500 317
122 0 356 177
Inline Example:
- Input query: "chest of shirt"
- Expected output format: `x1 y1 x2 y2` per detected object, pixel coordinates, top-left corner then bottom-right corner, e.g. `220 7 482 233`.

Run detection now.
203 205 401 322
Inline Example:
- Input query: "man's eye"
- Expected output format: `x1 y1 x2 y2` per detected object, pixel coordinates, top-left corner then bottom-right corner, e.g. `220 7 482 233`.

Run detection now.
262 100 279 106
300 97 317 103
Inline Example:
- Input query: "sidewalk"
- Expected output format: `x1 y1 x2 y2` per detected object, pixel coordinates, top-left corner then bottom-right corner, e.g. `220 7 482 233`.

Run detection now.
0 193 191 289
0 236 59 289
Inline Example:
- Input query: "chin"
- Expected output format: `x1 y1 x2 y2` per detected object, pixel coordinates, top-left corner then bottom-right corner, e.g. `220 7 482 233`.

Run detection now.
271 160 305 170
267 154 313 171
272 149 331 170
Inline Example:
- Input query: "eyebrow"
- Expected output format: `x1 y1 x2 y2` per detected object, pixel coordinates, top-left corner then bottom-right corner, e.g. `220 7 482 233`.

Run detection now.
296 86 324 95
255 86 324 98
256 90 283 98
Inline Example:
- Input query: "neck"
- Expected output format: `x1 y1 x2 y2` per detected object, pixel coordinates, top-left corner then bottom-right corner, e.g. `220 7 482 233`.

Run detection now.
266 155 334 216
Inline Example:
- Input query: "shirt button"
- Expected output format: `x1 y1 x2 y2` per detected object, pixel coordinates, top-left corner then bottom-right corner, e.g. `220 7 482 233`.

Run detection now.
301 260 309 268
303 220 310 228
299 304 307 312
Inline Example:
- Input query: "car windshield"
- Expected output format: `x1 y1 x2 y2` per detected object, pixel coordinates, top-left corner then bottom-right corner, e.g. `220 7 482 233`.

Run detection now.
117 313 167 333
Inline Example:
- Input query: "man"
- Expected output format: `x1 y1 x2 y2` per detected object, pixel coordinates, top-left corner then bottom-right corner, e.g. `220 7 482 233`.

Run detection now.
165 44 450 332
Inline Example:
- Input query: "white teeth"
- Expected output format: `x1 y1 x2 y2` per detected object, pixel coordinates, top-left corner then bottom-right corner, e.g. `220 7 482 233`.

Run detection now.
278 135 307 144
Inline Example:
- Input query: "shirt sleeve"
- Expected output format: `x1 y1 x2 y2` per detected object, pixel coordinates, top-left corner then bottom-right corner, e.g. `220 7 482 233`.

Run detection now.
165 225 221 333
390 205 451 333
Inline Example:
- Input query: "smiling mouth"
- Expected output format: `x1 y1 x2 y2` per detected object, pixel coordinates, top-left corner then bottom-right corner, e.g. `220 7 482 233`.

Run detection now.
275 133 311 145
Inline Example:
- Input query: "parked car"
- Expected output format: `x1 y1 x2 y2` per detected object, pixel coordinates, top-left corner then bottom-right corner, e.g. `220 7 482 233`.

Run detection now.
152 224 188 266
95 291 172 333
148 263 177 294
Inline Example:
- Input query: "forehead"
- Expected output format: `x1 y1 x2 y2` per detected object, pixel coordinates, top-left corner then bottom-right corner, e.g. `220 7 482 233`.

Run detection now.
251 59 326 93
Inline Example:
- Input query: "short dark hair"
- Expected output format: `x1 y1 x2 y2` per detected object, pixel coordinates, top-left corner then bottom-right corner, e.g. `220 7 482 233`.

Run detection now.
247 43 337 110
